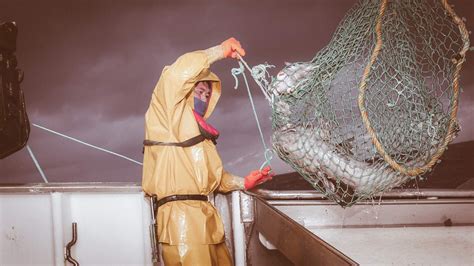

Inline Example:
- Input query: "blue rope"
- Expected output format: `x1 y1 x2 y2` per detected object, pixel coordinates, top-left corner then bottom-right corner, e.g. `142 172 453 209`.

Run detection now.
27 145 49 183
231 58 274 171
32 123 143 166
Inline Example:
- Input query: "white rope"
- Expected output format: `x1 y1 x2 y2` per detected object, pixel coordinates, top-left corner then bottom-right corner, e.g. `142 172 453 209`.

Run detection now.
32 123 143 166
26 145 49 183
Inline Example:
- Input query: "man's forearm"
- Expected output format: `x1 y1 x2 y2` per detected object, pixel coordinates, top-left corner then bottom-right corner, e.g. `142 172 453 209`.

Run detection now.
218 171 245 193
205 45 225 65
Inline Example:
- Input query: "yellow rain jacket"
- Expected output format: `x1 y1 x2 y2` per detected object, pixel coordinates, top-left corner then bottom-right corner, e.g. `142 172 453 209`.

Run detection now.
142 46 243 245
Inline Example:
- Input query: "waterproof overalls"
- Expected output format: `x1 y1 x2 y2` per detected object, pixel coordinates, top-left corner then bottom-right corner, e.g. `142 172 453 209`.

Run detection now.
142 46 243 265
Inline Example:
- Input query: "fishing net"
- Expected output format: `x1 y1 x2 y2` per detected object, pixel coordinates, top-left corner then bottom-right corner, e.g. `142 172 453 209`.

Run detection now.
269 0 470 207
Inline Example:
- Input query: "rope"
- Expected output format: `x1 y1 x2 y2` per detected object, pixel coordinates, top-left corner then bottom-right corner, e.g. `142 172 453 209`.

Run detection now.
32 123 143 166
233 55 275 104
358 0 470 176
26 145 49 183
231 57 274 171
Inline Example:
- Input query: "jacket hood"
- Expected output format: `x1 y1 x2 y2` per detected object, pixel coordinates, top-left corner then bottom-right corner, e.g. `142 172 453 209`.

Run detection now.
186 70 221 120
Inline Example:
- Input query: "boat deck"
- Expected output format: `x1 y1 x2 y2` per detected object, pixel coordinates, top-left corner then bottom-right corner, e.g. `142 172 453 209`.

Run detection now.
248 141 474 265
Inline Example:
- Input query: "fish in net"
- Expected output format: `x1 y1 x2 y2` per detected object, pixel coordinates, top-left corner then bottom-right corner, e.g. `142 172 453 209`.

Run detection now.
268 0 470 207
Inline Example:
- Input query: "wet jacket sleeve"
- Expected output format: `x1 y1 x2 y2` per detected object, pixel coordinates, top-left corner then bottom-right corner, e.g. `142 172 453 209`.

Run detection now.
162 45 224 105
217 170 245 193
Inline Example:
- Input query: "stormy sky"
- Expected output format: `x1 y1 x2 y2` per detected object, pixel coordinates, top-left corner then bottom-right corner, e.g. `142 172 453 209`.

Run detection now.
0 0 473 184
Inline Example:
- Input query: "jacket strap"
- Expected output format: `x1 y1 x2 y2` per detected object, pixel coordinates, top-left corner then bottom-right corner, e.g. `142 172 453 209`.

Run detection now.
156 194 208 208
143 135 206 148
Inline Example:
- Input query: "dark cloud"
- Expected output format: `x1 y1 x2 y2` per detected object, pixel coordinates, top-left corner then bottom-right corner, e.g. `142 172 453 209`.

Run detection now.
0 0 473 183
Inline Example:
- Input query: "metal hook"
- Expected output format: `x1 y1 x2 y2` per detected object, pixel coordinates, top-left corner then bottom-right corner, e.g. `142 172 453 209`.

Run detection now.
65 222 79 266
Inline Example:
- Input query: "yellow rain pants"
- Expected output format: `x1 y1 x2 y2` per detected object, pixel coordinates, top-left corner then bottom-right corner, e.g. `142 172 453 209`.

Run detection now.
162 242 232 266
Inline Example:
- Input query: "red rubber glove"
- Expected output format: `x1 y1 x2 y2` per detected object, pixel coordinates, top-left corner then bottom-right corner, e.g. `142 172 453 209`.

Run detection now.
244 166 274 190
221 37 246 59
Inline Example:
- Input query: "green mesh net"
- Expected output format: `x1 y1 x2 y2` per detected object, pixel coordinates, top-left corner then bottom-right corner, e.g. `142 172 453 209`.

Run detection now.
268 0 470 207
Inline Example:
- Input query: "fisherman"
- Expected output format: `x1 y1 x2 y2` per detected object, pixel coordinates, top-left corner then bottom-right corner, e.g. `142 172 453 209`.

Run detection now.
142 37 274 265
